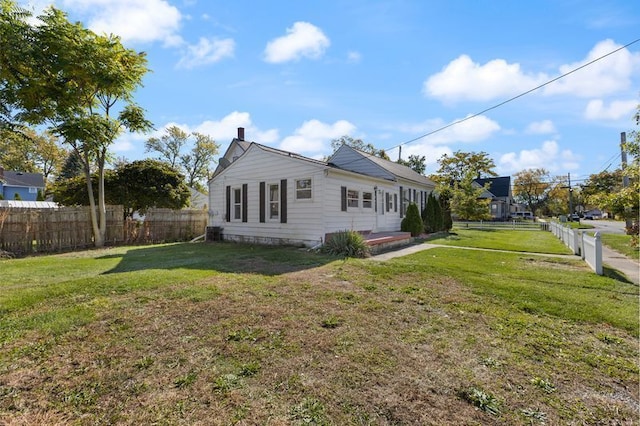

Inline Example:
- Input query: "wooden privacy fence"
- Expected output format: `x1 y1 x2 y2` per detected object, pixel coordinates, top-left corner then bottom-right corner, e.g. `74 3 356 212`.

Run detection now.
0 206 124 256
125 208 208 244
0 206 208 256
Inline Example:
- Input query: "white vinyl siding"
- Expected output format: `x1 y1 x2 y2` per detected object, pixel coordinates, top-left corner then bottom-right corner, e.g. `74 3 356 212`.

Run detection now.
209 144 436 246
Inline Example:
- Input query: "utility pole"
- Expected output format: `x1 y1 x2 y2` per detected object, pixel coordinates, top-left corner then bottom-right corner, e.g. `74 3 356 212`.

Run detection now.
621 132 632 230
568 173 574 220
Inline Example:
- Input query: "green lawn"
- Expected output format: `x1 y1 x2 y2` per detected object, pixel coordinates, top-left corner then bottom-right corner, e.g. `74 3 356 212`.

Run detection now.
599 233 640 261
1 238 638 425
425 227 573 254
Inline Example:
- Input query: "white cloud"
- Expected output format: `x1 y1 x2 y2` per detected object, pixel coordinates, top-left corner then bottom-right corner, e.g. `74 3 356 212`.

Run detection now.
584 99 638 121
177 37 235 69
525 120 556 134
60 0 183 46
264 22 330 63
498 140 580 174
423 55 547 103
347 51 362 63
279 119 356 154
398 115 501 145
423 39 640 103
543 39 640 97
191 112 279 144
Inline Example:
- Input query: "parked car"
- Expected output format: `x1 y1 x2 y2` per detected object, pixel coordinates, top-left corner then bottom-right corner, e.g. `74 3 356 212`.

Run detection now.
511 211 534 220
570 213 580 221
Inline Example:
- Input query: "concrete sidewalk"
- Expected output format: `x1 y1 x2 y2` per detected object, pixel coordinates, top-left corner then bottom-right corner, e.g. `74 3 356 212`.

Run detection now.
370 242 639 285
601 245 639 285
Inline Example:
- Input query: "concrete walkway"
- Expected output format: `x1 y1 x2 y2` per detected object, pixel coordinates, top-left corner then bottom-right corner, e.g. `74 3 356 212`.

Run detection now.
370 242 639 285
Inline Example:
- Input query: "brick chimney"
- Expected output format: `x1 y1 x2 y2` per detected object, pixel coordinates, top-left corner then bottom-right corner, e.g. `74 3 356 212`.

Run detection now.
237 127 245 141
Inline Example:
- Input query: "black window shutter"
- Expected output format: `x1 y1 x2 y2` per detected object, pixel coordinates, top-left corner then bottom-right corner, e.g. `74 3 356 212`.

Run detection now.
280 179 287 223
225 185 231 222
385 193 390 212
341 186 347 211
242 183 248 222
399 186 404 217
259 182 265 223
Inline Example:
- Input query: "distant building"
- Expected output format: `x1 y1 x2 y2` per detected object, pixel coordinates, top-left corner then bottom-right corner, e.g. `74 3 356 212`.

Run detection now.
0 166 45 201
474 176 513 220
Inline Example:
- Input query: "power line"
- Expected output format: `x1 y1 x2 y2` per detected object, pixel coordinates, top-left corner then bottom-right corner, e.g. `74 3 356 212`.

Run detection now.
392 37 640 150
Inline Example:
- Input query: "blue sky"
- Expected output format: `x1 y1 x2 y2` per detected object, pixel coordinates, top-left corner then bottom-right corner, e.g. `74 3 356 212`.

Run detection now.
23 0 640 184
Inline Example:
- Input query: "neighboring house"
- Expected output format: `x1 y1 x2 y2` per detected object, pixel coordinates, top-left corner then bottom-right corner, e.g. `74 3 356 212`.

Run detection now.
208 128 436 247
474 176 512 220
0 166 45 201
189 187 208 210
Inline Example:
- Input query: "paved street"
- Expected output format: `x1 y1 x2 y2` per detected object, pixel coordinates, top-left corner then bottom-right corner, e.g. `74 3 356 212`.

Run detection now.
581 219 627 235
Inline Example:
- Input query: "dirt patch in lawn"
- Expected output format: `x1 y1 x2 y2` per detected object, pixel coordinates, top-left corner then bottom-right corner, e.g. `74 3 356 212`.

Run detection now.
1 260 638 425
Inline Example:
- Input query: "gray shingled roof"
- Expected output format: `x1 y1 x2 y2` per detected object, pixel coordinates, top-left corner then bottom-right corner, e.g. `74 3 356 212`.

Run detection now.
2 171 45 188
350 148 435 186
475 176 511 198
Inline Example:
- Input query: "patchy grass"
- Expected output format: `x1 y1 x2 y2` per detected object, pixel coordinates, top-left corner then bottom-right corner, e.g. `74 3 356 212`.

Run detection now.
0 240 638 425
599 233 640 261
425 227 573 254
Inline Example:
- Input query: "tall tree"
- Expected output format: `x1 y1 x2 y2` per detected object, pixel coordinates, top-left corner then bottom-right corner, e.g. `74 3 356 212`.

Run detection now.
52 160 190 219
0 129 34 171
30 129 66 183
179 132 219 191
0 127 66 185
0 3 152 246
430 151 496 221
145 125 188 168
57 150 85 181
330 135 390 160
147 127 219 191
431 150 497 186
450 170 491 221
397 154 426 175
512 168 552 216
112 160 191 219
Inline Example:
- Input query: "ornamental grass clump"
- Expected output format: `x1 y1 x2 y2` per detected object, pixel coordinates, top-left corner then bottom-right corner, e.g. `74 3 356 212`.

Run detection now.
322 230 370 258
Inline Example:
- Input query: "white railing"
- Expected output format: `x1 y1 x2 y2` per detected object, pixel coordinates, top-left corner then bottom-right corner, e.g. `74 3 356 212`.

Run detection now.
547 222 602 275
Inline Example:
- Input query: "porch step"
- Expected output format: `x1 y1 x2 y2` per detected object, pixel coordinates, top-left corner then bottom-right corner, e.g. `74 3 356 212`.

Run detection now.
364 232 413 254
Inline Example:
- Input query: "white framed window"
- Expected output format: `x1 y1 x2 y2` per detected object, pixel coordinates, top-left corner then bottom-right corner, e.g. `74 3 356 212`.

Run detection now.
233 188 242 220
269 183 280 220
362 191 373 208
29 187 37 194
295 178 312 200
347 189 359 208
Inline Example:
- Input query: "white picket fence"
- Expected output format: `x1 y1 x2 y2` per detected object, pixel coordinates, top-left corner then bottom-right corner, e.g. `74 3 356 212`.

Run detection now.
548 221 603 275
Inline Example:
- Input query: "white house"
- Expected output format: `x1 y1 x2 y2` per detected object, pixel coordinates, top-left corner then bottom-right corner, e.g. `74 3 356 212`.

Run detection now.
208 128 436 247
